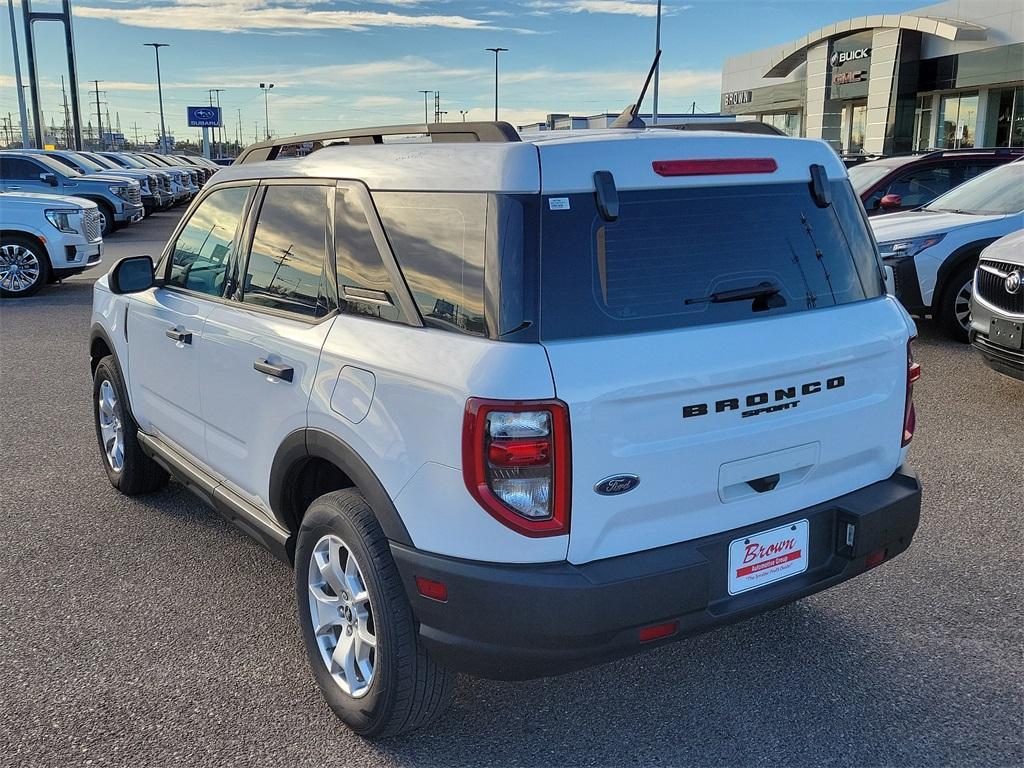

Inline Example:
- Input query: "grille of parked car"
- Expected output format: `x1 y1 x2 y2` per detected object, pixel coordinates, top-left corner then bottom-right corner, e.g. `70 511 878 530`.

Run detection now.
84 209 102 242
977 259 1024 315
159 176 171 194
126 186 142 206
148 174 159 194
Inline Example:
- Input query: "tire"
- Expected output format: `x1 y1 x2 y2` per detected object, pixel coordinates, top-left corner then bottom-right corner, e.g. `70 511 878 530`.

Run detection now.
295 490 455 738
936 262 975 342
0 235 50 298
92 355 169 494
94 201 116 238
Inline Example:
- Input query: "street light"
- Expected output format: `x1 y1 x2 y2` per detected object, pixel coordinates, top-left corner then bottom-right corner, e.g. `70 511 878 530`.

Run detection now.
459 110 468 122
259 82 274 140
485 48 508 121
418 89 432 125
143 43 169 152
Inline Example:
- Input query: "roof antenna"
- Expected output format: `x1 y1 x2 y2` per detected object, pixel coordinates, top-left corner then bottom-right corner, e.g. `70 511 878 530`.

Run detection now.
610 49 662 129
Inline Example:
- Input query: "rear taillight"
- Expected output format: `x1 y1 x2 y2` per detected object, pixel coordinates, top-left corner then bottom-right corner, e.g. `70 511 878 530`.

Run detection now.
902 337 921 447
463 398 571 537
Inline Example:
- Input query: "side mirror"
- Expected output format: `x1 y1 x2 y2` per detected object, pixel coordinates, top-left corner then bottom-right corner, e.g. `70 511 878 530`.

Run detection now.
109 255 155 294
40 172 58 187
880 193 902 210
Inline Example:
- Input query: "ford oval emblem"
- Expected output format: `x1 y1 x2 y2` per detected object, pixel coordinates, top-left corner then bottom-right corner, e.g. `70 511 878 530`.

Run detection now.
595 474 640 496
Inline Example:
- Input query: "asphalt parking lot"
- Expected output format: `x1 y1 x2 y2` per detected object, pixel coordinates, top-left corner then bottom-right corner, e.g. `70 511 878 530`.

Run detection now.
1 213 1021 767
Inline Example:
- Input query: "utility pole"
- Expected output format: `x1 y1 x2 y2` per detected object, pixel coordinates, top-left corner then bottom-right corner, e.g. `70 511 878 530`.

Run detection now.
485 48 508 121
434 91 440 124
418 89 431 125
143 43 169 152
8 0 30 147
236 108 242 151
131 121 141 147
61 76 72 148
652 0 662 125
209 88 225 156
91 80 104 150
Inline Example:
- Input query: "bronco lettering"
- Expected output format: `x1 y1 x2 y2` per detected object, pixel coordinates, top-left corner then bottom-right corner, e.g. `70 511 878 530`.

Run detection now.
682 375 847 419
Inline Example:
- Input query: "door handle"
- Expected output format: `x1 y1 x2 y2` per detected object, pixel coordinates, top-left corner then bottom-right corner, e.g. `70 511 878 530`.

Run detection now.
254 359 294 382
165 328 192 344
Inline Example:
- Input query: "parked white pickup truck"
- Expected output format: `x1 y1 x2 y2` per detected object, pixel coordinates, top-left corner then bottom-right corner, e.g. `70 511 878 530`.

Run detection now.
1 191 103 297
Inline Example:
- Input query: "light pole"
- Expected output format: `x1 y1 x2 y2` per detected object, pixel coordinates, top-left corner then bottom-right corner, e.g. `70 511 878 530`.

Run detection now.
459 110 468 122
439 111 448 122
418 89 432 125
209 88 225 157
259 82 274 140
485 47 508 121
144 43 169 152
652 0 662 125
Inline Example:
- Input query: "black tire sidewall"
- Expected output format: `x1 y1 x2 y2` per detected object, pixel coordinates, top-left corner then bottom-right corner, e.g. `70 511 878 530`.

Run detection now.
96 201 116 237
0 235 50 298
937 262 975 342
295 493 410 737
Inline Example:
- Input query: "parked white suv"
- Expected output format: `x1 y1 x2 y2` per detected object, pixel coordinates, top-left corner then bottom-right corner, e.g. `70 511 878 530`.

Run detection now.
2 191 103 297
90 122 923 737
872 161 1024 341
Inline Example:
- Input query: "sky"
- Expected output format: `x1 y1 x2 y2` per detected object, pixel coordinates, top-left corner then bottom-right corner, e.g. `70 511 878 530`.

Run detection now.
2 0 924 146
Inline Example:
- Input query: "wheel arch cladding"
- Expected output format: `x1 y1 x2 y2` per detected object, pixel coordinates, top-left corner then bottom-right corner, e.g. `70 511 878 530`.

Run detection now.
934 238 999 308
89 327 113 374
270 428 413 548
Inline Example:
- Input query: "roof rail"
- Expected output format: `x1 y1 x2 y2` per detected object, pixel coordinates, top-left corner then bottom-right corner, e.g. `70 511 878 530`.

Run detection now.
919 146 1024 159
234 121 521 164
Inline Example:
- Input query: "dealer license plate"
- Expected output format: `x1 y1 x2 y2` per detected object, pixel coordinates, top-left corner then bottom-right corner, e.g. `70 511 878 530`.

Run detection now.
990 318 1023 350
728 519 809 595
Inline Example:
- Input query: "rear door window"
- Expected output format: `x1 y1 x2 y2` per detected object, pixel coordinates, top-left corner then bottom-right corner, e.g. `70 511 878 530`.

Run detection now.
241 184 330 319
539 181 884 340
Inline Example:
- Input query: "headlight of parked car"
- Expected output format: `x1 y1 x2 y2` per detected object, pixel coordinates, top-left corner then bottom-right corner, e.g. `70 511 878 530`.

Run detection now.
109 184 133 200
878 233 947 262
44 208 82 234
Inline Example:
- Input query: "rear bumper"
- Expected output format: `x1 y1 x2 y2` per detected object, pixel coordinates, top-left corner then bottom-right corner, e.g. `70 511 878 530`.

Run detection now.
392 466 922 680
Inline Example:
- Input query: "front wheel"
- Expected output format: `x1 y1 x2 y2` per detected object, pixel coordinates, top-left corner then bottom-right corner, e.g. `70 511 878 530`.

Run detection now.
936 262 975 342
92 356 169 494
295 490 455 738
0 236 50 298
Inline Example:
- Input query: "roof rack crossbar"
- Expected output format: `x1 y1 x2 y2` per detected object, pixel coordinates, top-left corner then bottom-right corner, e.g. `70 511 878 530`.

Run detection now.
234 121 521 164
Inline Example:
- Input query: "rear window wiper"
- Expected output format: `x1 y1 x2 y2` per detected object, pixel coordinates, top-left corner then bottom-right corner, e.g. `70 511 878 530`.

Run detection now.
685 281 786 311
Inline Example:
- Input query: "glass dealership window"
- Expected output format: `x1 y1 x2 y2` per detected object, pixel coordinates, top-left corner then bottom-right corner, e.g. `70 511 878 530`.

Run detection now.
985 86 1024 147
913 95 934 151
842 102 868 153
759 111 801 137
936 92 979 149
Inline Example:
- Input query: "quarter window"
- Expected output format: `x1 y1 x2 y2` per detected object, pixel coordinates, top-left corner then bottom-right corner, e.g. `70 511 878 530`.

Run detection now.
374 192 487 336
335 186 405 323
166 185 250 297
242 184 329 319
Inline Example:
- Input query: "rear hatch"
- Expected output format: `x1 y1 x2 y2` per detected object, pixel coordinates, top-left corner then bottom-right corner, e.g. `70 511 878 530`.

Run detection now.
535 134 913 564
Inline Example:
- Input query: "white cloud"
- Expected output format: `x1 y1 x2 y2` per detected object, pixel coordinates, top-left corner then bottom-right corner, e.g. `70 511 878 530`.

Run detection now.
73 0 497 33
525 1 691 17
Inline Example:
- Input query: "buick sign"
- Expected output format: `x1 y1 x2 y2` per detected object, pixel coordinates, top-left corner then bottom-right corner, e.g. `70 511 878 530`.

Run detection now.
830 47 871 67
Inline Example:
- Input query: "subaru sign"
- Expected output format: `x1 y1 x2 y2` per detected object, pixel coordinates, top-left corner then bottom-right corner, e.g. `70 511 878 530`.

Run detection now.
188 106 222 128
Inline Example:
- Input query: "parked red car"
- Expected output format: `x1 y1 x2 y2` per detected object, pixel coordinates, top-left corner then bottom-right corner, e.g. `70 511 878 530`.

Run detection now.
849 147 1023 216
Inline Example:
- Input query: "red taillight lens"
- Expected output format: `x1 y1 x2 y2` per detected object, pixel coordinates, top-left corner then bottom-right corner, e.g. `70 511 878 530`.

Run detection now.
902 338 921 447
463 398 571 537
415 576 449 602
652 158 778 177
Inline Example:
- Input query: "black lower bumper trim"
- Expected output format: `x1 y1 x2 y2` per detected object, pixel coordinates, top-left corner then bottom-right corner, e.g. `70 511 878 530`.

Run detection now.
971 333 1024 381
391 467 922 680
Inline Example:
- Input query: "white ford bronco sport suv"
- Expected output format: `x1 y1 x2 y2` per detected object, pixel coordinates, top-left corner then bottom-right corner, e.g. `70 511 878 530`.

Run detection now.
90 121 923 737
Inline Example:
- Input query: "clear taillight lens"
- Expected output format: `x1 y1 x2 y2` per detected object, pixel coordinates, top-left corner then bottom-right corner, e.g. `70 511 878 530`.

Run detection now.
463 399 571 537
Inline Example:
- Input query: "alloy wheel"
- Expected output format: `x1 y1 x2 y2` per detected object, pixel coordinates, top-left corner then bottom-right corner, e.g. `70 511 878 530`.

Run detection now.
954 278 973 332
0 243 42 294
97 379 125 472
307 534 377 698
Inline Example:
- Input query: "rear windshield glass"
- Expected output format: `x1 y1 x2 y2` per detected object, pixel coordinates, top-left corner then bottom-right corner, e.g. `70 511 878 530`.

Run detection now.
539 181 883 340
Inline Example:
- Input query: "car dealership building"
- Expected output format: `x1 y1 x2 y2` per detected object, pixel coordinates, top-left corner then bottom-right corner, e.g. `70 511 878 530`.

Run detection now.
720 0 1023 155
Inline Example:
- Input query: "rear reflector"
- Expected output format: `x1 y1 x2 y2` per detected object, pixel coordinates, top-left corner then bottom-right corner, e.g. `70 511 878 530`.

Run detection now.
639 621 679 643
865 549 887 569
652 158 778 177
415 576 448 602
